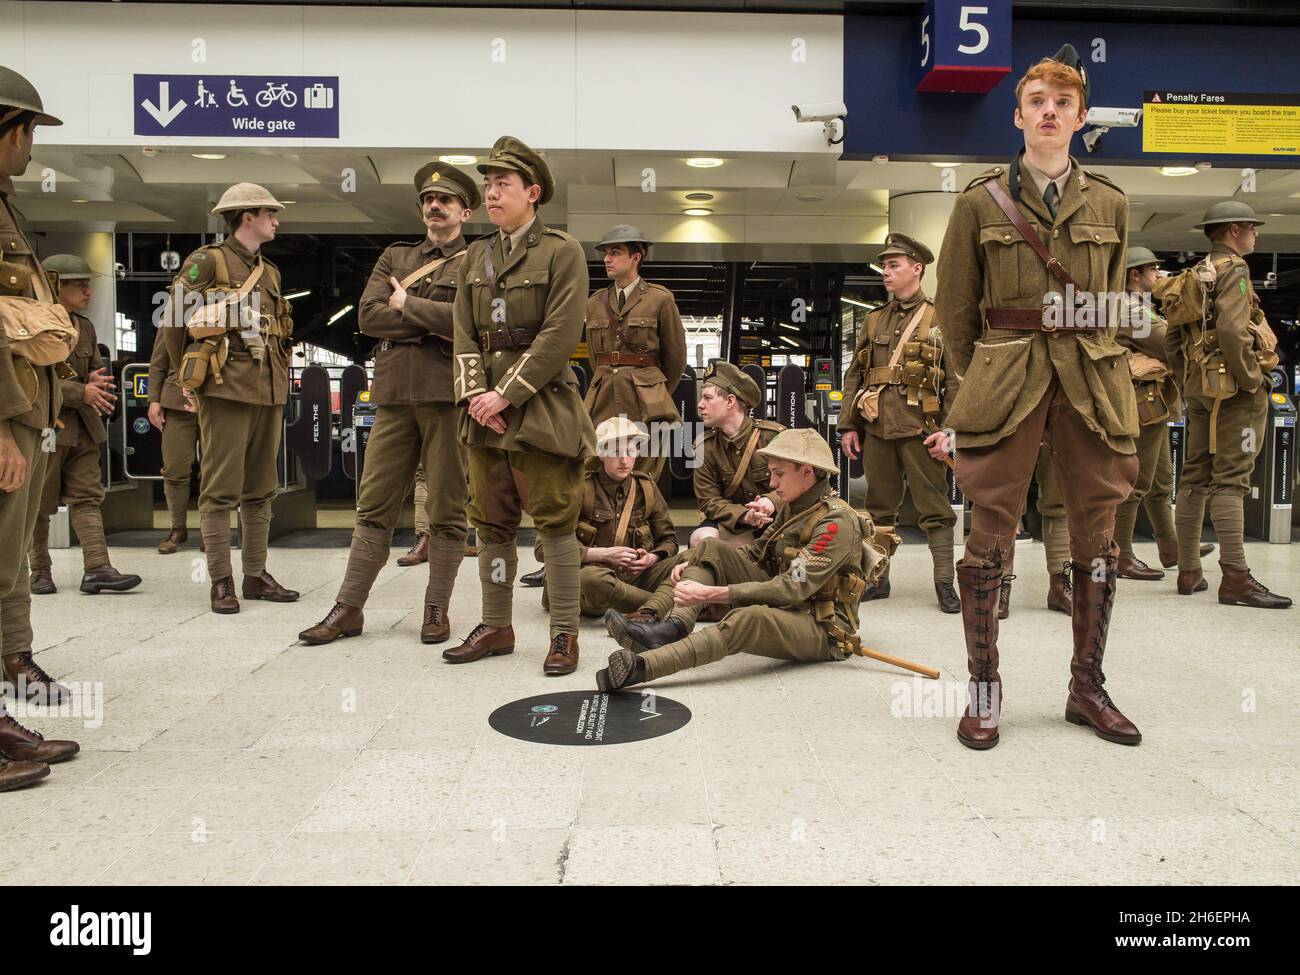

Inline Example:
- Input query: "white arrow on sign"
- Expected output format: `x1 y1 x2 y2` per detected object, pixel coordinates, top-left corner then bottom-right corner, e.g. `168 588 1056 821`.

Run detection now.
142 82 187 128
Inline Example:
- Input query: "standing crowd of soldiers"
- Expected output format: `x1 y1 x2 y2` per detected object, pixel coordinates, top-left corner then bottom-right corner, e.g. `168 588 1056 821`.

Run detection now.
0 41 1291 792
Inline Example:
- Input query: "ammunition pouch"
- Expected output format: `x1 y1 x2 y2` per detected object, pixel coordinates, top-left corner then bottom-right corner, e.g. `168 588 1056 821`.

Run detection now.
575 520 597 547
1134 379 1170 427
178 336 229 391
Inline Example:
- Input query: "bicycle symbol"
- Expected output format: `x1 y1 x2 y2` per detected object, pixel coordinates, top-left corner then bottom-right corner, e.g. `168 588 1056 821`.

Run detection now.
255 82 297 108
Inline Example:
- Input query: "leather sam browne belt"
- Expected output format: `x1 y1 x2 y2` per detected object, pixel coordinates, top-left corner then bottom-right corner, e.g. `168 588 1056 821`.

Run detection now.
480 325 540 351
985 307 1107 332
595 351 658 367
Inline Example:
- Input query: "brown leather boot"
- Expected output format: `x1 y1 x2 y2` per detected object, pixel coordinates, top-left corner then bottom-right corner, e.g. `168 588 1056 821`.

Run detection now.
934 580 961 614
298 602 364 645
442 623 515 663
1117 553 1164 581
596 649 646 692
242 571 300 603
2 652 72 705
1065 550 1141 745
29 569 55 595
605 612 689 654
0 709 79 764
0 755 50 792
1218 565 1293 609
956 557 1003 750
543 633 579 676
1047 568 1072 615
80 564 143 594
158 527 187 555
997 576 1012 620
1177 569 1208 595
420 604 450 644
210 576 239 614
396 534 429 567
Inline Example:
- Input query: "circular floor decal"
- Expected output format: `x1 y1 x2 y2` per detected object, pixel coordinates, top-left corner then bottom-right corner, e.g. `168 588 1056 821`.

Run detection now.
489 690 691 746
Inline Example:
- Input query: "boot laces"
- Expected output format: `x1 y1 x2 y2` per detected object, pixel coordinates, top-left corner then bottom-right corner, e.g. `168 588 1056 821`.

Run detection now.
424 604 443 626
550 634 575 658
0 713 42 742
15 653 56 685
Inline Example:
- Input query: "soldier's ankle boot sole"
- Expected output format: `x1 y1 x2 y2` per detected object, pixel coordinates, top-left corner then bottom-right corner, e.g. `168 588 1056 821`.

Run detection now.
299 627 363 646
1064 705 1142 745
956 730 999 750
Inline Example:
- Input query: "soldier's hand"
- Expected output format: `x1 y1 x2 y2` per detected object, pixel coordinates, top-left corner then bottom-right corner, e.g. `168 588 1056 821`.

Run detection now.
181 388 198 413
924 429 951 460
84 382 117 414
147 402 166 431
468 391 509 428
840 430 860 461
670 561 688 584
87 367 116 391
0 421 27 493
673 580 726 608
387 276 408 311
627 551 659 574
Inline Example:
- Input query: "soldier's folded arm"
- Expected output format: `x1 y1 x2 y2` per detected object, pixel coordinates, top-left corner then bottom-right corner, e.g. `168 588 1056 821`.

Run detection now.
728 512 854 608
400 294 454 342
358 251 427 343
0 332 30 422
659 298 687 391
452 256 487 404
934 193 983 377
494 238 587 408
1212 263 1263 392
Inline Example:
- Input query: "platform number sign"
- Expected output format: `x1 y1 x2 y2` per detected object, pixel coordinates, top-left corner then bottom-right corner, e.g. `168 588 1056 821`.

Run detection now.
917 0 1012 94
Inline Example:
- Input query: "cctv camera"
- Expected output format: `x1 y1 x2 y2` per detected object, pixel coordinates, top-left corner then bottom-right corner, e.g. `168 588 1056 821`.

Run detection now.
1086 107 1142 129
792 101 847 123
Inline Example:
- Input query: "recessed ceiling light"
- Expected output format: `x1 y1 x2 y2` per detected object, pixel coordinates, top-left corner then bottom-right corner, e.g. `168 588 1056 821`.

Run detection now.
872 155 889 165
683 207 713 216
192 153 226 160
796 194 824 202
1160 166 1198 177
930 161 961 168
685 192 714 202
278 200 296 205
71 199 89 204
1195 161 1212 171
686 158 723 168
439 155 476 165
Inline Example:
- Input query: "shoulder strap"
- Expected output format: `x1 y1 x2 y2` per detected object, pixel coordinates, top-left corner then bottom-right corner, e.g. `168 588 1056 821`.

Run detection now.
724 429 762 499
983 179 1080 291
398 251 459 290
882 303 930 373
208 246 230 290
614 478 639 547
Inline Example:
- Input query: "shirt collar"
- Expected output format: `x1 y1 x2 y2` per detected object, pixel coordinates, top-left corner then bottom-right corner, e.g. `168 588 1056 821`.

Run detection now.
0 174 13 197
618 276 641 302
786 479 833 517
597 468 633 494
422 234 466 258
725 416 755 447
891 287 927 310
1020 156 1071 204
499 216 537 254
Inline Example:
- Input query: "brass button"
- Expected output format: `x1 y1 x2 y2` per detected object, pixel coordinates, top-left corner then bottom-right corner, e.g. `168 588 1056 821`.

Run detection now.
425 277 431 284
475 278 481 284
894 329 900 335
6 276 14 285
1053 229 1060 239
1003 233 1012 242
984 356 991 364
494 351 501 358
1093 233 1100 241
523 279 530 285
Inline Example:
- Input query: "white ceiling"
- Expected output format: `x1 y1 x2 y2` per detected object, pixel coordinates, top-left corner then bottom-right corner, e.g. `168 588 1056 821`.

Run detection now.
13 145 1300 258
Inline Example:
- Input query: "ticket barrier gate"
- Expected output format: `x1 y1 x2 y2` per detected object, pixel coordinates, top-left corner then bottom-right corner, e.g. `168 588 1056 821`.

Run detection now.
87 363 161 537
271 364 333 539
1244 379 1296 543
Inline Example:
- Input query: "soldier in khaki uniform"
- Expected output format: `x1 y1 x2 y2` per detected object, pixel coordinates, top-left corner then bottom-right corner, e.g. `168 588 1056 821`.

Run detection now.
299 163 479 646
839 233 958 614
597 429 871 691
564 417 678 618
690 361 785 548
929 47 1142 750
0 66 83 788
163 183 299 614
28 255 141 596
584 225 686 480
443 136 596 676
147 313 201 554
1169 202 1289 609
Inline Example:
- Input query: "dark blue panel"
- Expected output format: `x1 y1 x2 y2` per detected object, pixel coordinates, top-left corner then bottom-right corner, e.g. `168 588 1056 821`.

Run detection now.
844 15 1300 168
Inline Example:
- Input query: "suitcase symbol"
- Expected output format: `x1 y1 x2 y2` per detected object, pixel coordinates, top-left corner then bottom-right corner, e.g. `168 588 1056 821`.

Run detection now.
303 84 334 109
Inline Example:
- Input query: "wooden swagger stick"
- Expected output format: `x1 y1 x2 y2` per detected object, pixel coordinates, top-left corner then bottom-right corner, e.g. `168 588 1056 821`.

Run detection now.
856 645 941 680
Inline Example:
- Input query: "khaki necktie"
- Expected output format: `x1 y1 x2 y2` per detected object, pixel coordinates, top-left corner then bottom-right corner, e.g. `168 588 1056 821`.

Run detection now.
617 290 625 311
1044 181 1060 221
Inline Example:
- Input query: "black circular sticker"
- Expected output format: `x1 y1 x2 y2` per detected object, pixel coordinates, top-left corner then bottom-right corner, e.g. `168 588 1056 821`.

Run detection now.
489 690 691 746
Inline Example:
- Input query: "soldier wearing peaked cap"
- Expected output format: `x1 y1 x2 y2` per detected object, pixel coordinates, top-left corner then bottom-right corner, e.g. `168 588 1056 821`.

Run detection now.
689 359 786 550
1167 201 1289 609
0 64 83 790
597 428 883 692
162 182 300 614
299 163 481 647
28 255 142 603
839 232 959 614
444 135 597 676
930 44 1143 750
583 224 687 481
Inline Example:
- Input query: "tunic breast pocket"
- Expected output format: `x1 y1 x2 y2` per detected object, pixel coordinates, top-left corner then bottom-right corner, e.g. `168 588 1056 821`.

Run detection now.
1069 224 1122 290
623 317 656 352
503 268 549 328
585 318 611 354
980 224 1040 301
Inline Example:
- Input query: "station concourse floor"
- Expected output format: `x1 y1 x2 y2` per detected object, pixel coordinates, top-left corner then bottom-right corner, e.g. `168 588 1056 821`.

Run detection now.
9 519 1299 886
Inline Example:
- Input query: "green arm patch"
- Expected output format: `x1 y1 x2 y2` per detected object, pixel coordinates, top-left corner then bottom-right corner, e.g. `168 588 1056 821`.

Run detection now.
187 263 201 282
1239 277 1248 294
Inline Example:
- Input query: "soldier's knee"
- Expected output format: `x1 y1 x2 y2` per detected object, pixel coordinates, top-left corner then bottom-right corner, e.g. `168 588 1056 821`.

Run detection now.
689 526 718 547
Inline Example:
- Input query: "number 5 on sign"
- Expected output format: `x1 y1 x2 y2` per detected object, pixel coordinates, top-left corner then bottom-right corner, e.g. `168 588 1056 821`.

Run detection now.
916 0 1012 94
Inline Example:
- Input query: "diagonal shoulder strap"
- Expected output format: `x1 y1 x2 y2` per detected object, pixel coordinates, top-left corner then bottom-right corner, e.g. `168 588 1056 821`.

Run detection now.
614 478 639 547
398 251 458 290
984 179 1079 291
882 303 930 373
724 429 762 499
